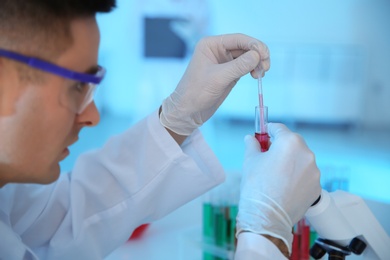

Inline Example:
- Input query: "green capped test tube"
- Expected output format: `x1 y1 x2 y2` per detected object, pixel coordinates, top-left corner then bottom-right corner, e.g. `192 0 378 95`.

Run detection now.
203 202 215 260
202 172 240 260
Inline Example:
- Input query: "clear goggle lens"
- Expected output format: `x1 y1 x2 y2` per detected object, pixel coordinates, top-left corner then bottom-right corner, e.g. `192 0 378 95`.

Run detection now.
59 66 105 114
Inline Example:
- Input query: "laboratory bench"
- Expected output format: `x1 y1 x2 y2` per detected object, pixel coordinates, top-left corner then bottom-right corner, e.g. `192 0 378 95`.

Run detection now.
105 194 390 260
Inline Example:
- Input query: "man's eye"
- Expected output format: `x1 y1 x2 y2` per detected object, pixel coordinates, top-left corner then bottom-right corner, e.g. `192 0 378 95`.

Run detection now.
73 82 87 93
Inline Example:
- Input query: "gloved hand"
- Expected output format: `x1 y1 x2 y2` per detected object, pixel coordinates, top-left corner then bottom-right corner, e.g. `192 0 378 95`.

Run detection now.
160 33 270 136
236 123 321 255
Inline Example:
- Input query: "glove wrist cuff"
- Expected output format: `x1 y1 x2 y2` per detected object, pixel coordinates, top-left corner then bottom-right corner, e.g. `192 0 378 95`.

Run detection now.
236 193 294 253
160 97 199 136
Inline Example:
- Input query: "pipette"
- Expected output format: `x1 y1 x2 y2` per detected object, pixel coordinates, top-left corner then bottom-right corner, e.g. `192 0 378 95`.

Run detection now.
254 65 270 152
257 72 265 131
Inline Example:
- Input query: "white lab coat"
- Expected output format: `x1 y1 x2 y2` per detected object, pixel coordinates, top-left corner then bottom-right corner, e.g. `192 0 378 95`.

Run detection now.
0 110 285 259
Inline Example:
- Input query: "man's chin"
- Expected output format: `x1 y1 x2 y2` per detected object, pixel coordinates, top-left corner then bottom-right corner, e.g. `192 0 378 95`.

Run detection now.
0 163 62 186
37 165 61 184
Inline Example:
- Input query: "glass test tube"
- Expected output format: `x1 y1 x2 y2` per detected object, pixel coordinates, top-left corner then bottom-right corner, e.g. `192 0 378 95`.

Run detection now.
254 106 270 152
202 180 239 260
203 195 216 260
227 205 238 250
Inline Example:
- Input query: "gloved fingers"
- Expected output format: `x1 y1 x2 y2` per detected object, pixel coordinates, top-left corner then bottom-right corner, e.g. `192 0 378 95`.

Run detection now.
267 123 292 139
219 34 270 70
250 68 264 79
219 33 258 50
219 50 260 80
244 135 261 157
248 40 270 74
226 49 269 80
229 49 270 75
229 49 247 58
268 123 309 154
219 34 269 59
250 55 270 79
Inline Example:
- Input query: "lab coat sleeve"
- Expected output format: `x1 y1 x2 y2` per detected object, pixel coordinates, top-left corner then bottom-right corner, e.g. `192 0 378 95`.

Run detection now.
235 232 288 260
4 109 225 259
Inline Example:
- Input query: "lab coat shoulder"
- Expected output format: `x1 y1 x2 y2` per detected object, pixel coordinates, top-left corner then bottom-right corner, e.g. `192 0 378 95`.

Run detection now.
0 109 225 259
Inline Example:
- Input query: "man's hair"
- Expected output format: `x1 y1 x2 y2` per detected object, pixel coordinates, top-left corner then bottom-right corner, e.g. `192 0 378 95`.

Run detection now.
0 0 116 58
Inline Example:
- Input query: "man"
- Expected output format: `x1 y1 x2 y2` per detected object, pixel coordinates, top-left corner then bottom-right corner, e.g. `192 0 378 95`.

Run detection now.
0 0 321 259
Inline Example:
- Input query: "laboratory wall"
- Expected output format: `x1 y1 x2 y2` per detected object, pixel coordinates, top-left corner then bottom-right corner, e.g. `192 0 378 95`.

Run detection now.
96 0 390 129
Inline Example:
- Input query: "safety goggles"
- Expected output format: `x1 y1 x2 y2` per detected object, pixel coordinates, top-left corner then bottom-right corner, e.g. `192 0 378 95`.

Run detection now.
0 48 106 114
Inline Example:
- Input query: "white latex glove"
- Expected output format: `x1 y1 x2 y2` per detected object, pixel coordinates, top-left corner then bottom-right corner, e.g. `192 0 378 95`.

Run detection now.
160 33 270 136
236 123 321 255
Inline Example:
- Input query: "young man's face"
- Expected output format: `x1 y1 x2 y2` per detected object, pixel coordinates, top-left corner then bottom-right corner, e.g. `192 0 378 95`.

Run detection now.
0 17 101 186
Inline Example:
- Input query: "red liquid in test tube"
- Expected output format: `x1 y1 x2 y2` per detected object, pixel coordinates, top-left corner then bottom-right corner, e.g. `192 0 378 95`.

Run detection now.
255 105 270 152
255 73 270 151
255 132 270 152
299 219 310 260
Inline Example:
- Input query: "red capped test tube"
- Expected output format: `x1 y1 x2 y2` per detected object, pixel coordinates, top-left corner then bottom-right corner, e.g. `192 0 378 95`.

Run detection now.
254 106 270 152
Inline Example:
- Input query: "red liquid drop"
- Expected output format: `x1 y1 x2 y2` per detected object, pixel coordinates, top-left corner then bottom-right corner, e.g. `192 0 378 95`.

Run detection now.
255 132 270 152
128 223 150 240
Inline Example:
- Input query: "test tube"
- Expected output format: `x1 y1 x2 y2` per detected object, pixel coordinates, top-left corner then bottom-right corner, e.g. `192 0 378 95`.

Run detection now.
203 194 216 260
203 202 215 244
299 218 310 260
290 230 300 260
202 174 240 260
254 106 270 152
227 204 238 250
215 206 227 244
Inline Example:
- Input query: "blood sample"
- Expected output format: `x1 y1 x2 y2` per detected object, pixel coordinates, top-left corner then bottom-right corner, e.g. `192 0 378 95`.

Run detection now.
255 132 270 152
254 106 270 152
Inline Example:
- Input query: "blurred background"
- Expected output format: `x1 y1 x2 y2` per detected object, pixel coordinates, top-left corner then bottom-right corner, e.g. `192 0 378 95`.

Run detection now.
59 0 389 258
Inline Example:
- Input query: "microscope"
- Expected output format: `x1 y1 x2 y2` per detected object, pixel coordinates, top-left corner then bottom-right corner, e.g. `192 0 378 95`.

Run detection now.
305 189 390 259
